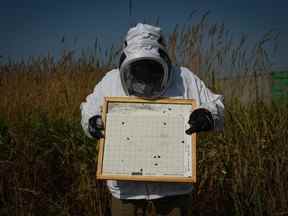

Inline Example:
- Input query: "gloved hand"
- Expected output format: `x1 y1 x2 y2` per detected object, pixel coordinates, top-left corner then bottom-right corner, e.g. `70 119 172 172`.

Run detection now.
88 115 104 139
185 108 214 135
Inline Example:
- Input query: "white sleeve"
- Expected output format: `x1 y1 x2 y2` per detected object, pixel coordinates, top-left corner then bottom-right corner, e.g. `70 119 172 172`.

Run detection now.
80 77 106 138
196 79 224 131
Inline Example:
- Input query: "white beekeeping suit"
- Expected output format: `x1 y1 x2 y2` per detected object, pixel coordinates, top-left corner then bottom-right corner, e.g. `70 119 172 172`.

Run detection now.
80 23 224 200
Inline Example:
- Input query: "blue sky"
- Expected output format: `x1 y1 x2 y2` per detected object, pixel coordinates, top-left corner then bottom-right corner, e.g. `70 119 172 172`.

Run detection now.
0 0 287 69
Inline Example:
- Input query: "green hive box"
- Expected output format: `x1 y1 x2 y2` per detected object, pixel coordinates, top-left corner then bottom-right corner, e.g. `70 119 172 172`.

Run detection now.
271 71 288 104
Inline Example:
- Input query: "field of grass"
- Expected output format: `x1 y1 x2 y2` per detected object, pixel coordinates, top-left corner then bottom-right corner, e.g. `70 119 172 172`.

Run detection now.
0 19 287 216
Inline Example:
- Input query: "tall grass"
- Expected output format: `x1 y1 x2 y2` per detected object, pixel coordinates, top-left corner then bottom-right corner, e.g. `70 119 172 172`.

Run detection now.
0 18 287 215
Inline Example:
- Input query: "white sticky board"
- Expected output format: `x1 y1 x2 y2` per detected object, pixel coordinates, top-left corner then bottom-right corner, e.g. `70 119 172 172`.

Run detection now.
101 102 194 179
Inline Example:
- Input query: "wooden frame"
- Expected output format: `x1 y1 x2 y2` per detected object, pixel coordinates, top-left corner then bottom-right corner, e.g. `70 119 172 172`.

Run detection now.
96 96 197 183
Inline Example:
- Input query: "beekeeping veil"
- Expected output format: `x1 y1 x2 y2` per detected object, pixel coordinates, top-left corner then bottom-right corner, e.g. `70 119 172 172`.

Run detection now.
119 23 172 98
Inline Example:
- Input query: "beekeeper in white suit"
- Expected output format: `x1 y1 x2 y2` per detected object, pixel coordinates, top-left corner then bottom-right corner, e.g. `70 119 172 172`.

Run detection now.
81 23 224 216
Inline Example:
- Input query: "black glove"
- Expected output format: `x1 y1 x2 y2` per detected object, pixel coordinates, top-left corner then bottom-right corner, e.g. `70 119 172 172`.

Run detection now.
88 115 104 139
185 108 214 135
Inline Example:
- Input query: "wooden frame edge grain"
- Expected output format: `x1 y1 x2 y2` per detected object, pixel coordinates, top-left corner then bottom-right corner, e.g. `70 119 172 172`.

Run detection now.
96 96 197 183
96 98 108 179
97 175 195 183
190 100 197 183
192 131 197 182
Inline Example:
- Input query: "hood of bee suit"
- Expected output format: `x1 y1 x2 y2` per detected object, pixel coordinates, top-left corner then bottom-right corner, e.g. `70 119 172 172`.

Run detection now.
119 23 172 98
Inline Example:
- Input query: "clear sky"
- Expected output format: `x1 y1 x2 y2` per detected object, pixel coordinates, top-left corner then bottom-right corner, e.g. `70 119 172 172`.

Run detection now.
0 0 287 69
